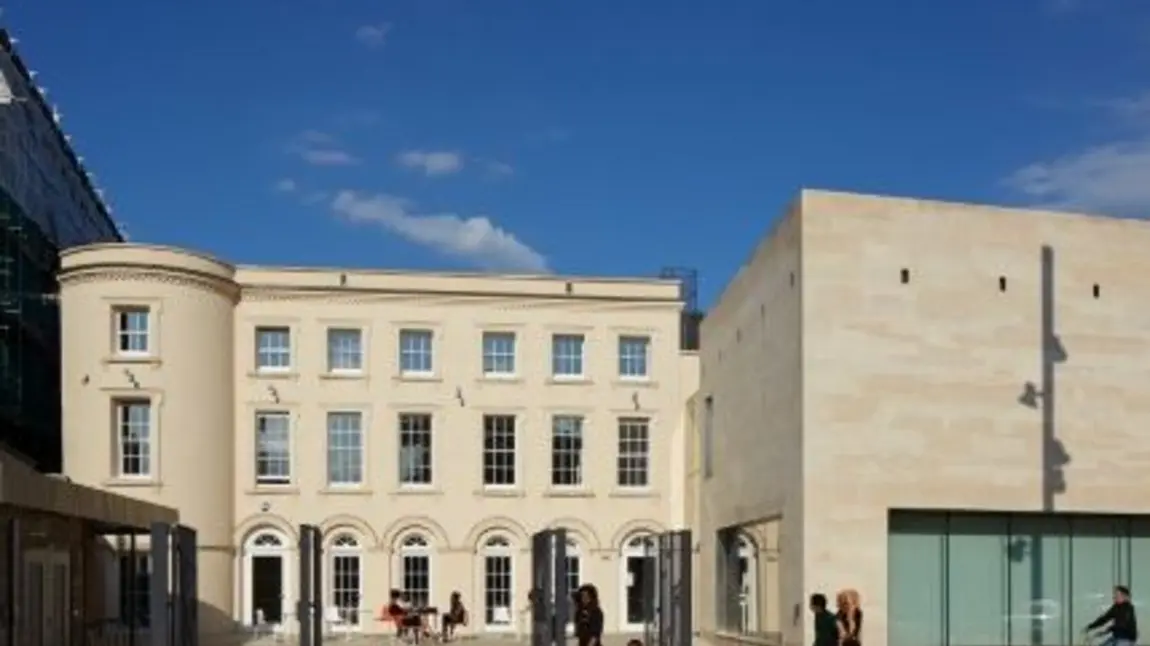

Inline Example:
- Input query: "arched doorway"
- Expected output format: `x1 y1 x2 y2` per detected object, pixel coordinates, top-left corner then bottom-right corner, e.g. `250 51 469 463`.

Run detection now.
620 533 656 632
242 529 291 626
737 533 759 633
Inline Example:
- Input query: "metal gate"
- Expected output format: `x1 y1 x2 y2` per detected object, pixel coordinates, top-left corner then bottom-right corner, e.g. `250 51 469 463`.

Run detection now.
148 522 198 646
297 524 323 646
530 528 568 646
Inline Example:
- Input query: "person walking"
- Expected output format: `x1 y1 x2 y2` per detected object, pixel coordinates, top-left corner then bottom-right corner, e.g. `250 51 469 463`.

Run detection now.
835 589 862 646
808 593 838 646
1085 585 1138 646
575 584 604 646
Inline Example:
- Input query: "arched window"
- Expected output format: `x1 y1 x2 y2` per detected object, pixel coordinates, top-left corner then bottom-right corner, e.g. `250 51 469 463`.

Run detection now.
564 538 582 626
399 533 432 608
251 532 284 549
481 534 515 630
330 533 363 628
736 533 758 633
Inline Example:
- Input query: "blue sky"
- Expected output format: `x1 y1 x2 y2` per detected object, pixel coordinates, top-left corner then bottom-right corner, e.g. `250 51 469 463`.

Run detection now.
8 1 1150 305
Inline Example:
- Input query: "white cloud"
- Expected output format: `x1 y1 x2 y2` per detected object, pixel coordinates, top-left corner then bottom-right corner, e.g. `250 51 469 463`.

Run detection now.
331 191 549 272
482 159 515 178
355 23 392 48
287 131 359 166
1004 91 1150 216
396 150 464 177
301 149 359 166
274 178 297 193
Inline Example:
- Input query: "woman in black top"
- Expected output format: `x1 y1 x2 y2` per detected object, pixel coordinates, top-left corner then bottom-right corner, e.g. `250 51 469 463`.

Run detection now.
575 585 604 646
441 591 468 640
835 589 862 646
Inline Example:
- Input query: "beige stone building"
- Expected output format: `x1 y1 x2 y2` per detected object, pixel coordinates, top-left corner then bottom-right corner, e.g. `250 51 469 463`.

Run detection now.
57 243 699 636
695 190 1150 646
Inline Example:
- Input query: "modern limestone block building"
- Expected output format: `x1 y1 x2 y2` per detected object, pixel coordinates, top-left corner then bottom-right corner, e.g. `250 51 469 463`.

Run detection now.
696 190 1150 646
57 243 699 636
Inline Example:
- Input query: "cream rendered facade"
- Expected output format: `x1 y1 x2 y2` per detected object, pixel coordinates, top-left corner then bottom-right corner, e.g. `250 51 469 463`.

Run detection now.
57 243 698 636
696 190 1150 646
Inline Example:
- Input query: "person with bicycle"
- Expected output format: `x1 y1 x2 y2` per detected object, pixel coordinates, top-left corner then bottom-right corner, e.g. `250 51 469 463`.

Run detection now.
1085 585 1138 646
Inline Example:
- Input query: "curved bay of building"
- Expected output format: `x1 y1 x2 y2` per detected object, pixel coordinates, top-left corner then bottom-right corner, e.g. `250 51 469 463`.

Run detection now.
58 242 699 636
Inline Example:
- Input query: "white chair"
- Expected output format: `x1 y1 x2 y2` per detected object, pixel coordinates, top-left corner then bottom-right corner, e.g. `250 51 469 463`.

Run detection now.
325 606 352 640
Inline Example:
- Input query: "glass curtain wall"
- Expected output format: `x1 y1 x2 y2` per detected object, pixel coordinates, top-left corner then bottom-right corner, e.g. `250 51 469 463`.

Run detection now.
890 511 1150 646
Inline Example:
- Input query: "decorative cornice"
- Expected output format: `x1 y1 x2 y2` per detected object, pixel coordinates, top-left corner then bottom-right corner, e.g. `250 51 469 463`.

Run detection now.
59 267 240 301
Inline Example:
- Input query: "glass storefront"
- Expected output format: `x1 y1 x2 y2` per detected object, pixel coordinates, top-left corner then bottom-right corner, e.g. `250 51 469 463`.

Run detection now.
889 511 1150 646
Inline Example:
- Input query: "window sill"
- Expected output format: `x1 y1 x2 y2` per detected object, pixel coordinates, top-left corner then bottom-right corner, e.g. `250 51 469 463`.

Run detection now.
608 489 658 499
246 486 300 496
477 375 522 385
613 378 657 388
103 478 161 489
474 487 526 498
320 372 367 381
247 370 300 381
393 373 443 384
544 488 595 498
320 487 374 496
391 486 443 496
102 355 162 367
546 377 592 386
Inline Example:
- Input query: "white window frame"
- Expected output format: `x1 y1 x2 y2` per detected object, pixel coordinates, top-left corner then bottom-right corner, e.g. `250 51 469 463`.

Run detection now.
255 326 292 372
617 335 651 379
330 534 364 629
326 411 365 487
115 400 152 479
255 411 291 486
482 414 518 488
398 534 432 608
398 413 434 487
398 329 434 375
551 334 585 379
482 331 517 377
550 416 584 488
327 328 364 374
616 417 651 489
113 307 150 356
481 535 515 631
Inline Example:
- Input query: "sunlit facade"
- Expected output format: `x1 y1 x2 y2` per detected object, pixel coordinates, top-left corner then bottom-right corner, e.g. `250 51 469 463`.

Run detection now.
58 242 698 636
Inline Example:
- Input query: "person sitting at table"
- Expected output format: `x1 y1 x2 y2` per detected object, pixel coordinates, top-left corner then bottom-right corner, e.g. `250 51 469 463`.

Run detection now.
381 589 409 638
441 591 468 640
403 592 434 643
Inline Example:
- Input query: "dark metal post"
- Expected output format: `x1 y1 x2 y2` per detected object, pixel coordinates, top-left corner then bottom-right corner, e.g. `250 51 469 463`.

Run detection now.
149 524 171 646
531 531 551 646
127 533 137 646
298 524 323 646
174 525 198 646
6 517 19 646
532 529 568 646
311 526 323 646
666 530 692 646
297 526 314 646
